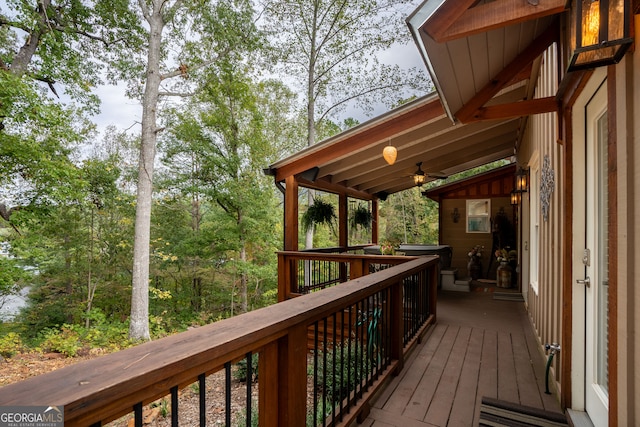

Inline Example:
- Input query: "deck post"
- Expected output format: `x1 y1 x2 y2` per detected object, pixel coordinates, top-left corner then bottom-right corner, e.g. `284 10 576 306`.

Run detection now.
259 341 279 426
429 264 438 321
390 279 404 373
277 324 308 426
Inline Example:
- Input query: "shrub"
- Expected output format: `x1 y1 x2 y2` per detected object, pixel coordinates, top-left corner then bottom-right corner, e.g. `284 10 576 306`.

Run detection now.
0 332 23 358
311 340 370 404
39 326 82 357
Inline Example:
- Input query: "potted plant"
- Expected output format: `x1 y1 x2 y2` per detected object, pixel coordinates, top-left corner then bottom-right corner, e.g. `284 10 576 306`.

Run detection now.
349 203 372 231
467 245 484 279
495 247 513 288
302 197 336 232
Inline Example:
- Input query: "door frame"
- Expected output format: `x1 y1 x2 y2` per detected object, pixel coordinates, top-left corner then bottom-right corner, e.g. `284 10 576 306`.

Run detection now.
570 67 609 422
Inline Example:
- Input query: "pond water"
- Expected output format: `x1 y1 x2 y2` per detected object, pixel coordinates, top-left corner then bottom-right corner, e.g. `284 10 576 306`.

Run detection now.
0 287 29 321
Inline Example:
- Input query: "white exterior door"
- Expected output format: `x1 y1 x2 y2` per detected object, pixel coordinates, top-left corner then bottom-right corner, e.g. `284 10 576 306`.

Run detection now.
573 68 609 427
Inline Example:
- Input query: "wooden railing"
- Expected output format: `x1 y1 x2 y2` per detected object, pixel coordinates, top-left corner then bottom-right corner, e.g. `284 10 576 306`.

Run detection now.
277 251 416 301
0 256 438 427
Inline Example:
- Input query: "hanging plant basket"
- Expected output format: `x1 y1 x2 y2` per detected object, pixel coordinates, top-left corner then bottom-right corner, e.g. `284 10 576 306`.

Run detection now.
349 203 372 231
302 198 336 232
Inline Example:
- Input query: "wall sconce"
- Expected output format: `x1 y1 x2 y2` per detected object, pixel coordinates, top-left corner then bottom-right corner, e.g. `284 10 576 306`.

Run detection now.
515 168 529 192
383 141 397 165
568 0 633 72
413 162 426 187
451 207 460 223
511 190 522 205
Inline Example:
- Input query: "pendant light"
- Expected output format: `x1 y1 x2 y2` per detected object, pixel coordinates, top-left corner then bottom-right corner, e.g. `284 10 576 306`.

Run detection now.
382 141 397 165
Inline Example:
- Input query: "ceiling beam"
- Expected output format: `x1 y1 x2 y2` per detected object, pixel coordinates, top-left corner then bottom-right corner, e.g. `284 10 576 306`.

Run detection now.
432 0 567 42
296 177 375 200
465 96 558 122
454 23 559 124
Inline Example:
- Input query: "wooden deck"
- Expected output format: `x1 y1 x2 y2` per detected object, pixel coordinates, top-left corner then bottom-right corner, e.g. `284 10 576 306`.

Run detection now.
361 288 563 427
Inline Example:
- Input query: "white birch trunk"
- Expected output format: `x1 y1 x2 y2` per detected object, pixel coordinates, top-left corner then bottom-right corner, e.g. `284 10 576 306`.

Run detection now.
129 0 164 341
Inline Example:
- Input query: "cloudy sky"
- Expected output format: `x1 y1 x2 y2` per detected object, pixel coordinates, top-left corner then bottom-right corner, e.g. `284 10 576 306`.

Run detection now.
86 1 430 139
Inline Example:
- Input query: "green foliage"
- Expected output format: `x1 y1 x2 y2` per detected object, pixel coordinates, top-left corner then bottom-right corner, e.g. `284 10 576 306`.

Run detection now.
38 326 82 357
311 340 369 404
0 257 29 303
349 203 372 231
36 313 133 357
234 353 259 383
302 198 337 233
0 332 23 358
236 403 259 427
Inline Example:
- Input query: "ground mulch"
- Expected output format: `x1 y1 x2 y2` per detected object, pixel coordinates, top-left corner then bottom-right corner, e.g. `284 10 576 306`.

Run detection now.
0 351 258 426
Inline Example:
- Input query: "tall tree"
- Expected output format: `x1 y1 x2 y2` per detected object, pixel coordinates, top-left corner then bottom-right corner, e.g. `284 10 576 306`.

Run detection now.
163 72 288 313
0 0 142 225
263 0 429 248
128 0 261 339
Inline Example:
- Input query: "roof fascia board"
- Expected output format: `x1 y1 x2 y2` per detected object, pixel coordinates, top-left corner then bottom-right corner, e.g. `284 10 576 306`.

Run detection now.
419 0 478 42
406 0 456 122
434 0 567 43
271 95 444 182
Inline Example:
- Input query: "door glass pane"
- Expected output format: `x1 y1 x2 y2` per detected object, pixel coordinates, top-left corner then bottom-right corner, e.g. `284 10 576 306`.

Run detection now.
596 112 609 393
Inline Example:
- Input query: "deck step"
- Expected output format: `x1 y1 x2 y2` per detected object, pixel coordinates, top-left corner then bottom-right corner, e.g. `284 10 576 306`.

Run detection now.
479 397 568 426
566 409 595 427
493 291 524 301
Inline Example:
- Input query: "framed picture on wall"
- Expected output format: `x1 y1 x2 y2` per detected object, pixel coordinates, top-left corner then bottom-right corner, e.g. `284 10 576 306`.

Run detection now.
466 199 490 233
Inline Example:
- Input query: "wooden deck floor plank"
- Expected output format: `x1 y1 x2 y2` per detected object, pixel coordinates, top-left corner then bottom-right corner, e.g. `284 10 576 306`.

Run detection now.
369 407 439 427
400 325 460 421
423 326 472 426
496 331 519 403
477 329 498 398
446 327 483 427
378 324 448 412
363 291 564 427
511 328 544 408
522 319 564 413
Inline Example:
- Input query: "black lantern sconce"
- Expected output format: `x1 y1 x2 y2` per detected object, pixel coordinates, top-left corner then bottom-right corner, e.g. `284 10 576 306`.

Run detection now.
511 190 522 205
568 0 633 72
413 162 426 187
515 168 529 193
451 207 460 223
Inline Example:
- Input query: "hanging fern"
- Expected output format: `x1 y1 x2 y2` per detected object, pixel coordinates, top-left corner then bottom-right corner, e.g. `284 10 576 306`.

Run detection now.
302 198 336 232
349 203 372 231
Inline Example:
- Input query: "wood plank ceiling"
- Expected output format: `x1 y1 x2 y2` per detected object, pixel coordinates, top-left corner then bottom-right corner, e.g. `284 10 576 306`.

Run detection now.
267 0 566 199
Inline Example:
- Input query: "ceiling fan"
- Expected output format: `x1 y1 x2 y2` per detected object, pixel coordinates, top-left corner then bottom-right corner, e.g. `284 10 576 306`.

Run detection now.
406 162 448 186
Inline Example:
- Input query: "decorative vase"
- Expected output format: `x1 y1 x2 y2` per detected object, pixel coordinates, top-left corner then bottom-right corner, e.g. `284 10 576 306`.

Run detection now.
496 261 512 288
467 256 482 280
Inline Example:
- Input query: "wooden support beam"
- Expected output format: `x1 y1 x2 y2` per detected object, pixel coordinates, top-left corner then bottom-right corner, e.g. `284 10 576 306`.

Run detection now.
455 24 559 124
424 0 479 41
466 96 558 122
372 199 379 244
284 176 298 252
433 0 566 42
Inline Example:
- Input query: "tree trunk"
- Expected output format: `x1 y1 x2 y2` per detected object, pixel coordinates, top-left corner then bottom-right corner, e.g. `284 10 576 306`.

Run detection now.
129 0 164 341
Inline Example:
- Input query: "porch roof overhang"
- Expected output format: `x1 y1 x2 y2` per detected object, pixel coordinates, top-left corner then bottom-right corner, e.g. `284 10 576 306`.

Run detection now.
266 0 566 200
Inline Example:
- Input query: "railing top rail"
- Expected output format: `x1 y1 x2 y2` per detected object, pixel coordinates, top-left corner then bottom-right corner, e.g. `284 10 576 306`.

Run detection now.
277 251 423 262
0 256 438 425
298 244 372 253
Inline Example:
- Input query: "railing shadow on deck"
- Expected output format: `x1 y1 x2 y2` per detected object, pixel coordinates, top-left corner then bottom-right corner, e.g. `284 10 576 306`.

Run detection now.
0 255 438 427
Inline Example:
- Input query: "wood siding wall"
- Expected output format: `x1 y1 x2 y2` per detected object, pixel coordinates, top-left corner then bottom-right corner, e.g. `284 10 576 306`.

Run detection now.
520 42 563 394
614 24 640 425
